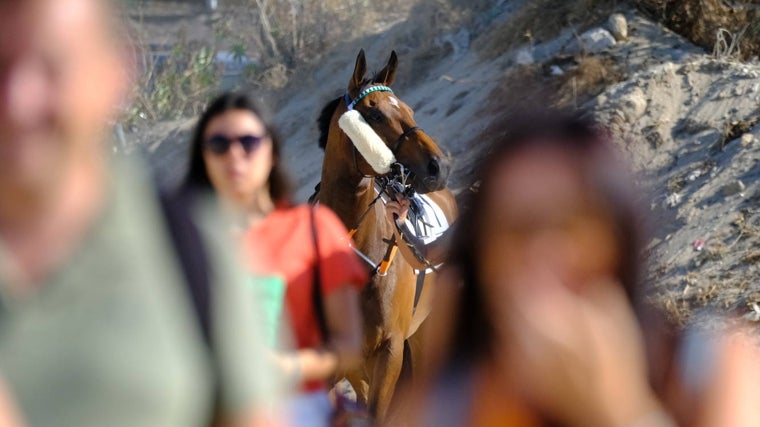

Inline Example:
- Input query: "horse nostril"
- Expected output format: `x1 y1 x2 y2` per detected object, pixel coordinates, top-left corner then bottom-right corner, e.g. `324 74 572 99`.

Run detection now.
428 158 440 176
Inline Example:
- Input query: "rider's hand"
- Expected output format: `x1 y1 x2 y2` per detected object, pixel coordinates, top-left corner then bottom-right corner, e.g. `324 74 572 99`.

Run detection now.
385 195 411 224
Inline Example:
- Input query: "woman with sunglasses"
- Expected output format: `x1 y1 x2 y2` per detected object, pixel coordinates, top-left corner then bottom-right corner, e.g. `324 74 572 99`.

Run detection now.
183 92 367 427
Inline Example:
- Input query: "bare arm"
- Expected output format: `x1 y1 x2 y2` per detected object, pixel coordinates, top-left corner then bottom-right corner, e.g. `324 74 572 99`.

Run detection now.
279 286 363 382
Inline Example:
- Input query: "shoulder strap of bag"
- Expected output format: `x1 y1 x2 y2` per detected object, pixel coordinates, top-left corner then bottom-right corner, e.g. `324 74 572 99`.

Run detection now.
158 190 213 345
309 205 330 343
157 189 223 427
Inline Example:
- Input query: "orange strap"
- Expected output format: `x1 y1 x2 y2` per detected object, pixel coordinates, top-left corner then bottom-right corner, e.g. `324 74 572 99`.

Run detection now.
377 239 398 276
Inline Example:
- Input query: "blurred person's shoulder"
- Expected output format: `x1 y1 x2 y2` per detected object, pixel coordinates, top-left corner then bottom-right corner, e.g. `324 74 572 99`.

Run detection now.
0 155 221 427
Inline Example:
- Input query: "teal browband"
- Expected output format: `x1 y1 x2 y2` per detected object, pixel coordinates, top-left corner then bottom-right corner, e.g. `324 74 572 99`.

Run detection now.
345 85 393 110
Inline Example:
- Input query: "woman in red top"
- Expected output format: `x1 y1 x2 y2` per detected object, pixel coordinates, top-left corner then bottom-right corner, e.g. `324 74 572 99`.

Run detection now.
183 92 367 426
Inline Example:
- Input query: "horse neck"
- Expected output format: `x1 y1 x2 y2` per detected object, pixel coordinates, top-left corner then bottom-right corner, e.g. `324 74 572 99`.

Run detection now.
320 135 388 238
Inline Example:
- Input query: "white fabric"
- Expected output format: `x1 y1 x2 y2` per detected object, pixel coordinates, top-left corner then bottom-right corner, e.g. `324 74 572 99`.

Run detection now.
338 110 396 174
378 185 450 273
408 193 449 245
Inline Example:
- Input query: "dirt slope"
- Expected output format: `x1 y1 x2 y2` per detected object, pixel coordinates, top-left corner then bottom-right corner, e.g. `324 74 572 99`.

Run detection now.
276 5 760 326
131 1 760 327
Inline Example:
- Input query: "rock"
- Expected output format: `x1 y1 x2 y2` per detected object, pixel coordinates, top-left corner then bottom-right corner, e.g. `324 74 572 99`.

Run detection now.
620 87 647 122
579 28 617 54
664 192 681 208
607 14 628 41
514 48 533 65
596 94 608 106
737 67 760 79
722 180 746 197
741 133 755 147
742 307 760 322
686 169 702 182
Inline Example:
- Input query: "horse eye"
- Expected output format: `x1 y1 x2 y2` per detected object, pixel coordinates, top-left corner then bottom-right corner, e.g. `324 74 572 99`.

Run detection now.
367 109 384 122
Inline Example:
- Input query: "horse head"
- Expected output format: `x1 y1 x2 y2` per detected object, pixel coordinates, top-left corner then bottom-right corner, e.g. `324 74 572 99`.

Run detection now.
335 49 451 194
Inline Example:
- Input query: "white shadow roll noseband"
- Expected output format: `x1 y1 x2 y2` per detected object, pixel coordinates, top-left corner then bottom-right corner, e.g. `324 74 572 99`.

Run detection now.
338 109 396 174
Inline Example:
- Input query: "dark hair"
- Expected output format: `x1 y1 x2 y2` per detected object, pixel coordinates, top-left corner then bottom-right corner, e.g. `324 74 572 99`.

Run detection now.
445 110 649 364
183 92 292 204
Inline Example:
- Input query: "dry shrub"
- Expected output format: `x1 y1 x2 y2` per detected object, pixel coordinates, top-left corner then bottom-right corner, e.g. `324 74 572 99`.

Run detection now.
696 242 727 264
475 55 622 123
742 249 760 265
661 293 692 326
460 55 622 186
124 30 220 127
634 0 760 60
462 55 623 181
227 0 493 94
207 0 423 77
473 0 617 60
554 56 623 108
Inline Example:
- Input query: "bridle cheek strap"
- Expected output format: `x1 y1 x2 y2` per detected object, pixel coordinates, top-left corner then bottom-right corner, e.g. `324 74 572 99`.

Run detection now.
338 110 396 174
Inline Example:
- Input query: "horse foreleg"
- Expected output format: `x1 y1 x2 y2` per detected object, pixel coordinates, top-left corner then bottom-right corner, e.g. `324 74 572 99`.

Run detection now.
369 336 405 421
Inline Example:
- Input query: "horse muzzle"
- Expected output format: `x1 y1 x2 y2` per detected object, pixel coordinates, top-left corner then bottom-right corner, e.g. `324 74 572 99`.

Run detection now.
410 155 450 193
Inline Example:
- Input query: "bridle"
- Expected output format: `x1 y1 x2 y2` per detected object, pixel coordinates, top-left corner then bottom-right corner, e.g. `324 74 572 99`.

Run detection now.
322 85 437 280
344 85 422 177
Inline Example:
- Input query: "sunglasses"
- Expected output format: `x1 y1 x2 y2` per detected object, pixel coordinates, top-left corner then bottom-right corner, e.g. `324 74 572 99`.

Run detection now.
204 133 268 155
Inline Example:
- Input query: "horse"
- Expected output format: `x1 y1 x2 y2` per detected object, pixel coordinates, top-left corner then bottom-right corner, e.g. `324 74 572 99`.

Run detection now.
314 49 458 420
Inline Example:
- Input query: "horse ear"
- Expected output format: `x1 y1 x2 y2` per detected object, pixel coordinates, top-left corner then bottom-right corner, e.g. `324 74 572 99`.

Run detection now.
349 49 367 94
375 50 398 86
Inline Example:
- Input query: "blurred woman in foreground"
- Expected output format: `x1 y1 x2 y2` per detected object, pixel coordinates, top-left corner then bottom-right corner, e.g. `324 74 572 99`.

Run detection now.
183 92 366 426
411 112 677 427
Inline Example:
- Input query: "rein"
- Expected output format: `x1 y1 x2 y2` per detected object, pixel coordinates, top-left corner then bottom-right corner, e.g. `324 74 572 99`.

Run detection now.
346 183 395 277
346 165 427 277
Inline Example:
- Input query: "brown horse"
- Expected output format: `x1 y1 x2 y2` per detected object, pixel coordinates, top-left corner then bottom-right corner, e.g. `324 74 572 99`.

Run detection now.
315 49 458 420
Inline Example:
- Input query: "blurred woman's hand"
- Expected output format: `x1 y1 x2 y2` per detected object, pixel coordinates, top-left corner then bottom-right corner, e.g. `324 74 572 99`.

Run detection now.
501 270 673 427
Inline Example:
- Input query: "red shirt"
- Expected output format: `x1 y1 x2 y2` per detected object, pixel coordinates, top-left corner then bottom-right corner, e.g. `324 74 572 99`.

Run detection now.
243 205 368 388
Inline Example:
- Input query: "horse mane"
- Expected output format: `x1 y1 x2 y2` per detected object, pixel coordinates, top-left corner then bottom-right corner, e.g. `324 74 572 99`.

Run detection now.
317 96 342 150
316 76 381 150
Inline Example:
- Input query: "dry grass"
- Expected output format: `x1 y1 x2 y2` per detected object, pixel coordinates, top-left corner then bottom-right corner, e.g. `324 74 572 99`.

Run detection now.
734 208 760 241
742 249 760 265
633 0 760 60
473 0 617 60
693 241 728 268
554 56 624 108
650 225 760 326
